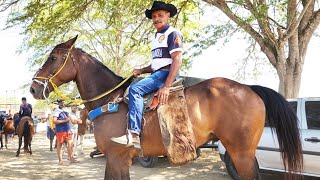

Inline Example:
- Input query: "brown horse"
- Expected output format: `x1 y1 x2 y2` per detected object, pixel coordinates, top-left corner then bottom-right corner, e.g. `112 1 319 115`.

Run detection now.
30 36 303 180
15 116 34 157
0 113 17 149
76 108 89 155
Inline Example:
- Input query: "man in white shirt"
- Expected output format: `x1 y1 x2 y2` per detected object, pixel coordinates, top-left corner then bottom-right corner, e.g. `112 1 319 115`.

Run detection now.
111 1 183 149
69 105 82 157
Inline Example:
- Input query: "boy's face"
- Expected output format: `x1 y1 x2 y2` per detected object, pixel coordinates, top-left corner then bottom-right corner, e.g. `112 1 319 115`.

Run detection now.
58 102 64 108
71 106 77 112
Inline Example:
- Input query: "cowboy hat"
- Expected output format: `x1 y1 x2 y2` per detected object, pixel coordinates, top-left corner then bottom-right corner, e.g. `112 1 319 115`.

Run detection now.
145 1 177 19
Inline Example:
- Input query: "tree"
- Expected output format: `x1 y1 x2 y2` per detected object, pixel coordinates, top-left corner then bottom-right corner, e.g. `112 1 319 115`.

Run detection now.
2 0 201 74
1 0 202 102
199 0 320 98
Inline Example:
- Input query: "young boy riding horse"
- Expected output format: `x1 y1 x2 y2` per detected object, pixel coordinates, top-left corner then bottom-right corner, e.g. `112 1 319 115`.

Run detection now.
14 97 32 131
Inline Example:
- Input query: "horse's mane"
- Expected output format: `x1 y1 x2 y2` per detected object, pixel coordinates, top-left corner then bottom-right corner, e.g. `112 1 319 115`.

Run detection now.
54 43 123 81
77 48 124 80
77 48 133 90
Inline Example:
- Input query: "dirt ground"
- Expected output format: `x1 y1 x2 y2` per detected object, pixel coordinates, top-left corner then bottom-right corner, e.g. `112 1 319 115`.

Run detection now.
0 123 231 180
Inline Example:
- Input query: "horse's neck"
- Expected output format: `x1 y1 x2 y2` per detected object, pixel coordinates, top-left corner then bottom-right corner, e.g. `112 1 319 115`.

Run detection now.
75 53 123 110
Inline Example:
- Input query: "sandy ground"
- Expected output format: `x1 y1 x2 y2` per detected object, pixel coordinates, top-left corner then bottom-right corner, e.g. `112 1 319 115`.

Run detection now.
0 123 231 180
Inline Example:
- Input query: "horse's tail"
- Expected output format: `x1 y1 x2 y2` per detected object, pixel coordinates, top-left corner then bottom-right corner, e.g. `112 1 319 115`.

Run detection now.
249 85 303 179
23 120 31 138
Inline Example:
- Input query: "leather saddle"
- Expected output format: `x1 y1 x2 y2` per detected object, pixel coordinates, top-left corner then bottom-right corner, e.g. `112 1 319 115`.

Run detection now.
123 77 184 111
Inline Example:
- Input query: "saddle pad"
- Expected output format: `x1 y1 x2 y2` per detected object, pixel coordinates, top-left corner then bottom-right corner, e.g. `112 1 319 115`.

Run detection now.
88 103 119 121
157 89 197 165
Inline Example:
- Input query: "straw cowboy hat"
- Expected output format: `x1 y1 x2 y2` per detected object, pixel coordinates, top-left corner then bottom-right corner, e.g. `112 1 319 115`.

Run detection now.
145 1 177 19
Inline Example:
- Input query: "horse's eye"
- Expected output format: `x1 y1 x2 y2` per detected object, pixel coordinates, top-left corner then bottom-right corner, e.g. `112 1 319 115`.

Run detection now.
51 57 57 61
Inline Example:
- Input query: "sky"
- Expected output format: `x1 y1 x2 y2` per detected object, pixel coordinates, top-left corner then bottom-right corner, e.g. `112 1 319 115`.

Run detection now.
0 25 34 105
1 12 320 107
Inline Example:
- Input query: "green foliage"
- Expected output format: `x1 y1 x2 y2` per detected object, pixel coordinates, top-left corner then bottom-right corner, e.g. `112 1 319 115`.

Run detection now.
2 0 202 98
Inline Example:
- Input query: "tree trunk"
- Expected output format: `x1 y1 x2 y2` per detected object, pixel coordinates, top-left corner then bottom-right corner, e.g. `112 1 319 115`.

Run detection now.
276 56 303 98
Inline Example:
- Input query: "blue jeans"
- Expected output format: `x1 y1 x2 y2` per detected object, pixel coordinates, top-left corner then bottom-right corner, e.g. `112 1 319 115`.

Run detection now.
128 70 177 134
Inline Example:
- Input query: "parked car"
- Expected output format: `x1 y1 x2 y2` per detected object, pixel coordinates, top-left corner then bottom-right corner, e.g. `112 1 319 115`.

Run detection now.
218 97 320 179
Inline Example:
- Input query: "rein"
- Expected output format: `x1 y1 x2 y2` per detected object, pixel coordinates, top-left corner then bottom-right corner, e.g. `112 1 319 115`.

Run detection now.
32 45 132 105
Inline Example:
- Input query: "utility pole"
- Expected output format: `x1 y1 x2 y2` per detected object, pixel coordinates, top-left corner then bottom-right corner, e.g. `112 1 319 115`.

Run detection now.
5 90 7 111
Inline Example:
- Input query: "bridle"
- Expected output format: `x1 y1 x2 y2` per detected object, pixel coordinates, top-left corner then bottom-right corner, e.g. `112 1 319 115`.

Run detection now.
32 44 132 105
32 44 75 103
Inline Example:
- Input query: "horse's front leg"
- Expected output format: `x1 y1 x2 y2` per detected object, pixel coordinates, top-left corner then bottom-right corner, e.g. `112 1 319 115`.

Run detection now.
104 156 113 180
0 133 3 149
16 137 23 157
105 154 130 180
79 134 84 155
104 146 139 180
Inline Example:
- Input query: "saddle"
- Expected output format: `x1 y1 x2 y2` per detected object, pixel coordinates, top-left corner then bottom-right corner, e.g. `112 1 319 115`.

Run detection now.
123 77 184 111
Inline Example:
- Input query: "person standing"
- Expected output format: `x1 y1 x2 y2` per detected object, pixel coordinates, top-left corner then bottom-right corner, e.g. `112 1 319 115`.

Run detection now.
69 105 82 157
53 99 78 165
47 112 56 151
14 97 32 130
111 1 183 149
33 116 38 133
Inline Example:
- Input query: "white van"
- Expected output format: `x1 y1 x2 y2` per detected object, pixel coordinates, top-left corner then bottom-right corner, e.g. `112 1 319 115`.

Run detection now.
218 97 320 179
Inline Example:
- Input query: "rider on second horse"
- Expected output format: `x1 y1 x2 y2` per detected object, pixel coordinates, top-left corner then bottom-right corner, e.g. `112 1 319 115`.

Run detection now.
111 1 183 149
14 97 33 131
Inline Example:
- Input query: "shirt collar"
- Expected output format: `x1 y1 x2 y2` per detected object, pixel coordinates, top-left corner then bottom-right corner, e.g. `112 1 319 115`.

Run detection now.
158 25 170 33
155 25 170 38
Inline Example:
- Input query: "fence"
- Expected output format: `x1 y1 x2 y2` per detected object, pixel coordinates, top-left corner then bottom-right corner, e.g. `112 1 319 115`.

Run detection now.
0 103 19 114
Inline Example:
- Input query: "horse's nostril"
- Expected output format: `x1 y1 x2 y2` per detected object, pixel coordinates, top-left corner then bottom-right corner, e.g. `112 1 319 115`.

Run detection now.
30 87 35 94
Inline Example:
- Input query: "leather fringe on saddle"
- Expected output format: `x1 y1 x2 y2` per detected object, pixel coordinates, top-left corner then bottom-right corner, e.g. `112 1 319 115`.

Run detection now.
157 88 197 165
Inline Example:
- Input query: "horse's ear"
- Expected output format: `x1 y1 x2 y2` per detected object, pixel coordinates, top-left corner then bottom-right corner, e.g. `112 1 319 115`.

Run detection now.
64 35 78 48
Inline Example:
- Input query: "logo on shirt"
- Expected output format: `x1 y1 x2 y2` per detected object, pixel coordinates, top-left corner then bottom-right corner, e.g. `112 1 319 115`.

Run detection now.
158 35 165 43
175 36 182 45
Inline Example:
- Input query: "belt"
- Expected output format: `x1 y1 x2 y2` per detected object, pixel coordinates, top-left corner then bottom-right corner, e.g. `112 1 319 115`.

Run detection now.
158 64 171 70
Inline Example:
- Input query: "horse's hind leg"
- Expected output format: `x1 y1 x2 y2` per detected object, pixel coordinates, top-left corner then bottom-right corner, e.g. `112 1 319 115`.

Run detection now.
28 136 32 155
24 136 28 153
16 137 22 157
29 141 32 155
229 150 258 180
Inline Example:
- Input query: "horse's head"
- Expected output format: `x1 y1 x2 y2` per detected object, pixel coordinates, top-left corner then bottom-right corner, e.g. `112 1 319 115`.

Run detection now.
80 108 89 121
78 108 89 135
30 36 78 99
13 113 19 120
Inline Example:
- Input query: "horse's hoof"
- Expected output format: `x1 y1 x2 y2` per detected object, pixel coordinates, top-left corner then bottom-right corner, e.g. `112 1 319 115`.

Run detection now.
16 154 19 157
